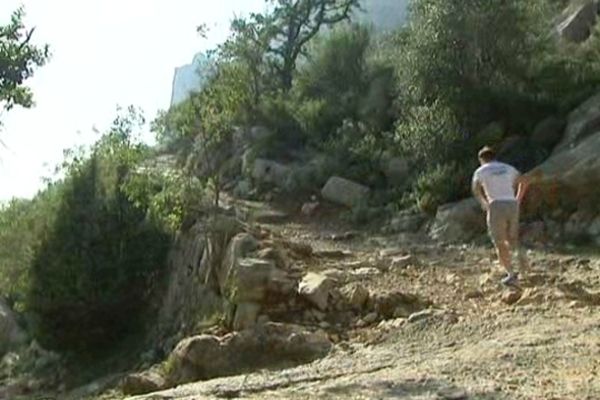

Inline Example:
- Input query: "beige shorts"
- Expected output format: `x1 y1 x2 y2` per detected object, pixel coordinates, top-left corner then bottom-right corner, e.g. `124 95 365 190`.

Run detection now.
487 200 519 245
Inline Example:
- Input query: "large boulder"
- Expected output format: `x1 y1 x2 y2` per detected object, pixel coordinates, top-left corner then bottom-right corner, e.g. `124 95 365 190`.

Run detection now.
298 272 335 311
525 130 600 210
555 0 599 43
554 92 600 153
156 216 242 340
530 116 566 150
369 291 430 319
381 156 409 187
0 299 26 355
121 370 166 396
251 159 291 188
321 176 370 208
167 323 332 386
430 198 486 243
220 234 296 329
496 135 539 173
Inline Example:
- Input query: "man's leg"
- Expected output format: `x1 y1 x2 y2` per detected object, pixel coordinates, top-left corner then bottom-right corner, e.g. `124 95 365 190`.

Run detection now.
496 239 513 273
488 202 513 274
507 202 529 273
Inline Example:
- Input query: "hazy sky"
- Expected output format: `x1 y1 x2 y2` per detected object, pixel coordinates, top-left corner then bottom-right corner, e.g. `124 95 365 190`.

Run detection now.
0 0 265 200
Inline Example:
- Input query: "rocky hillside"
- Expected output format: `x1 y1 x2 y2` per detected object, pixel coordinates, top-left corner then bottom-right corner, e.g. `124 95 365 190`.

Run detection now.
95 199 600 399
2 2 600 400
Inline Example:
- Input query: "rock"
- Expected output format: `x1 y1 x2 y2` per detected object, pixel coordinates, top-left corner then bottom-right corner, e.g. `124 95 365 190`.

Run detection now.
256 247 288 270
319 321 331 329
564 210 594 237
170 52 214 106
378 318 406 330
496 135 537 173
168 334 230 384
379 247 405 258
257 315 270 325
501 290 523 305
314 249 352 259
437 387 468 400
363 312 379 325
220 233 295 309
530 116 566 150
225 258 277 303
340 283 370 310
330 231 359 241
167 323 332 386
388 214 427 233
321 268 347 283
252 209 289 224
121 371 166 396
233 179 253 199
520 221 547 245
311 309 326 321
350 267 381 278
0 298 26 355
464 290 484 300
515 288 546 307
252 159 291 188
390 255 414 269
407 309 434 323
555 92 600 153
298 273 335 311
321 176 370 208
586 215 600 237
407 309 456 324
370 291 428 319
556 0 598 43
233 302 262 331
381 156 409 187
557 281 600 305
430 198 486 243
301 201 319 216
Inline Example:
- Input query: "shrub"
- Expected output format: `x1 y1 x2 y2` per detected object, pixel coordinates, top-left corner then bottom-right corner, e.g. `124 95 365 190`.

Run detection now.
294 24 372 142
27 109 171 354
408 162 472 215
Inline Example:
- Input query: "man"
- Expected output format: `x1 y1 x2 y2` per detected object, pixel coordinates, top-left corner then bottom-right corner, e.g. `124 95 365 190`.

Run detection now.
472 146 529 286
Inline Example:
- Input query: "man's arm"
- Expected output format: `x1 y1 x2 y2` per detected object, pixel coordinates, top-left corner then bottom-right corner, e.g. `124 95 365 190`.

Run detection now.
472 178 489 211
515 174 529 204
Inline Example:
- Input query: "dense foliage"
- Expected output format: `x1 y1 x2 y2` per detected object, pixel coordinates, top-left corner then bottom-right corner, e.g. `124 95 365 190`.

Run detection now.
0 108 172 354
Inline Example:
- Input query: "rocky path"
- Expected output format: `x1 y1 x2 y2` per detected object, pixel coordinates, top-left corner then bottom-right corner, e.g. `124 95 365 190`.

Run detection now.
125 200 600 400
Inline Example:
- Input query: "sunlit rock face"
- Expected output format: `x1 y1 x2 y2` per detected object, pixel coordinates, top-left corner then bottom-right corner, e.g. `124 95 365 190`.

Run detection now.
169 52 214 107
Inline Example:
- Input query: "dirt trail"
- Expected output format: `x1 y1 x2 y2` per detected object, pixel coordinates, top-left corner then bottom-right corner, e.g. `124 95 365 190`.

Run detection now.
130 201 600 400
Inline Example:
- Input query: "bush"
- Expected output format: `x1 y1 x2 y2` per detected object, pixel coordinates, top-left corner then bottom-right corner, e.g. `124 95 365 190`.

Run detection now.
408 162 472 215
294 24 372 142
27 110 171 354
393 100 465 167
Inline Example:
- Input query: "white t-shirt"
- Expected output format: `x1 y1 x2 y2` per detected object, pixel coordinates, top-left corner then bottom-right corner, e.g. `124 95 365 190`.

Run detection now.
472 161 520 202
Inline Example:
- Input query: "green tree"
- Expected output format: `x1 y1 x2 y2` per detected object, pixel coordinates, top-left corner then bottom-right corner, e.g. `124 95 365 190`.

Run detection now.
266 0 361 90
398 0 553 131
28 107 170 353
223 0 360 93
0 7 49 123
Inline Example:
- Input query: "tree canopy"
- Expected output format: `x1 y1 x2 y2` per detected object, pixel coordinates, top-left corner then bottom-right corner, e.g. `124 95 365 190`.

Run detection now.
0 7 49 124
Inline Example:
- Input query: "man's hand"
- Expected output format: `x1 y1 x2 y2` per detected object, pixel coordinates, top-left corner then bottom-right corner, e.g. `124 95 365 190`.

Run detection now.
516 175 530 205
472 179 489 212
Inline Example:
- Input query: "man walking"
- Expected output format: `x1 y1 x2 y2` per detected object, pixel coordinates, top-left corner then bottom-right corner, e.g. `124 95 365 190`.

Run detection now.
472 146 528 286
